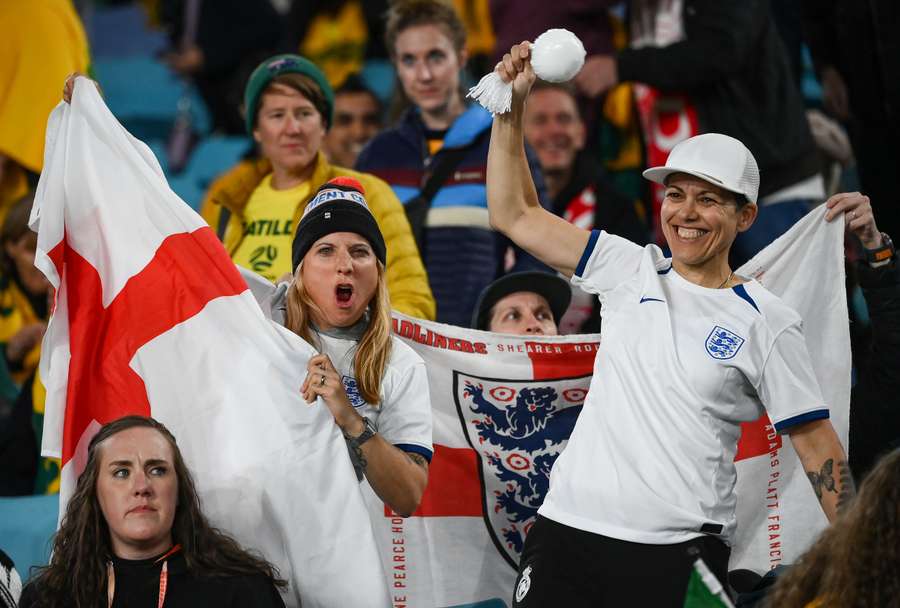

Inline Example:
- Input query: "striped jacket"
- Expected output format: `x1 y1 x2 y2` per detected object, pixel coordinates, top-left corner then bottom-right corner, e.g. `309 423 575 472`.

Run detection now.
356 105 550 327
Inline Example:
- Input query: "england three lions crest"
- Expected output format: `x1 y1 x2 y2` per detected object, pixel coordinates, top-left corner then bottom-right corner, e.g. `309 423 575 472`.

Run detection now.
453 371 588 568
706 325 745 360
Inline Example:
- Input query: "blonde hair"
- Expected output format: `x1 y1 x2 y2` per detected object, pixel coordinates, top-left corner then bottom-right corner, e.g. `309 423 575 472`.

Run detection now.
285 261 392 405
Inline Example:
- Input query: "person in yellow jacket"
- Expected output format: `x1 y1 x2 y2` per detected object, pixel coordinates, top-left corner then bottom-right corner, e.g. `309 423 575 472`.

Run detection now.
201 54 435 320
0 197 50 388
0 195 60 494
0 0 90 227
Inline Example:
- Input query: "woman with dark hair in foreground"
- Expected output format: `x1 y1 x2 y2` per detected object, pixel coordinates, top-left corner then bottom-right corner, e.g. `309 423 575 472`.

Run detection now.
19 415 286 608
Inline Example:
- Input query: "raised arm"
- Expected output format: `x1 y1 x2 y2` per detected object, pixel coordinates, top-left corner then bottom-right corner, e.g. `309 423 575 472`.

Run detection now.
487 42 589 278
62 73 101 103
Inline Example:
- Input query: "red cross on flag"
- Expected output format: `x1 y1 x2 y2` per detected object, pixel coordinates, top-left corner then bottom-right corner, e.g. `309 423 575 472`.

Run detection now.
30 78 391 608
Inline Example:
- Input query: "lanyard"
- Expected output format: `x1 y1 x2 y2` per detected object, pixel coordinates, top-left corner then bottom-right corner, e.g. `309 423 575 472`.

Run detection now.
107 544 182 608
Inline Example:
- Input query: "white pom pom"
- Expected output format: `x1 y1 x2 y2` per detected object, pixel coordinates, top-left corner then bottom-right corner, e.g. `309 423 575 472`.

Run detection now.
467 28 585 115
467 71 513 115
531 28 586 83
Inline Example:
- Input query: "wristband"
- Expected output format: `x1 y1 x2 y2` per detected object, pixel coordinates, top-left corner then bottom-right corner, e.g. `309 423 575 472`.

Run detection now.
864 232 894 266
346 416 377 448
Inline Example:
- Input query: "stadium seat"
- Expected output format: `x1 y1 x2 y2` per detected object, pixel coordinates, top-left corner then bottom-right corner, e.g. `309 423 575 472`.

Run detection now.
92 56 211 141
0 494 58 582
167 173 205 212
145 139 169 175
165 136 251 211
84 3 168 58
800 46 823 104
360 59 397 105
184 136 252 191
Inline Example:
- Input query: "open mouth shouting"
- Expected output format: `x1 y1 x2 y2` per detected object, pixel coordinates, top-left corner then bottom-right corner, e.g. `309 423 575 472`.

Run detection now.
336 283 354 307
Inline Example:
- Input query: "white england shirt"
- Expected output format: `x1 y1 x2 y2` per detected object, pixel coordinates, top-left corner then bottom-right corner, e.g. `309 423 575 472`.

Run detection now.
317 332 434 462
538 231 828 544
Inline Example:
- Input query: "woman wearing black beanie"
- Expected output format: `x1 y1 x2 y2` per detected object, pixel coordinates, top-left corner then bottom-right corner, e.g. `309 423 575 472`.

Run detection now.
282 176 432 518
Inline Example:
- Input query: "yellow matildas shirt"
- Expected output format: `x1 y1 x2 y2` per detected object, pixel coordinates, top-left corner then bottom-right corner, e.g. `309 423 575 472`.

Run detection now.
0 277 43 384
231 175 310 282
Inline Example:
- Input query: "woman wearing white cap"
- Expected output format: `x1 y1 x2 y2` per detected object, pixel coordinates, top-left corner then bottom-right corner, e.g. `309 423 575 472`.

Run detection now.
485 43 876 607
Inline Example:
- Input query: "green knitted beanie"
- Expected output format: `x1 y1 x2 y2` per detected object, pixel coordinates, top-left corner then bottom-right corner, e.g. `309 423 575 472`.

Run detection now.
243 54 334 134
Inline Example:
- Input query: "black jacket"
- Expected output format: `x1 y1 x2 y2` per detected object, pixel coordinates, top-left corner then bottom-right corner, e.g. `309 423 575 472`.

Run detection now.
552 153 648 247
802 0 900 127
20 552 286 608
0 371 37 496
849 260 900 481
617 0 819 198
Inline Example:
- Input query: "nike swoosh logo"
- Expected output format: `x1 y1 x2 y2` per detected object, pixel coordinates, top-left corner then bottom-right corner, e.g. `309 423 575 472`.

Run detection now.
640 297 665 304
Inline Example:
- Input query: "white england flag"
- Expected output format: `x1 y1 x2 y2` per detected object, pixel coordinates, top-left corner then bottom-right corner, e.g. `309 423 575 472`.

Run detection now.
362 207 847 607
32 78 391 608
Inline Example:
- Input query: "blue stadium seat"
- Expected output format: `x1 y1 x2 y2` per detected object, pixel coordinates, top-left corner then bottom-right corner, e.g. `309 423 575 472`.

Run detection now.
0 494 58 582
84 4 168 58
92 56 211 141
145 139 169 175
801 46 823 104
184 136 252 192
360 60 397 105
167 174 205 212
165 136 251 211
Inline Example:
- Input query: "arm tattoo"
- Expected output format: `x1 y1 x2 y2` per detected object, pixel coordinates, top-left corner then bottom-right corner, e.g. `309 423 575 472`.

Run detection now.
406 452 429 470
345 439 368 481
806 458 837 501
353 443 368 472
836 459 857 512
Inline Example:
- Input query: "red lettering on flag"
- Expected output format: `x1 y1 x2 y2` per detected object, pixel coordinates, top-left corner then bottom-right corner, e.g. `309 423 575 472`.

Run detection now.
54 227 246 466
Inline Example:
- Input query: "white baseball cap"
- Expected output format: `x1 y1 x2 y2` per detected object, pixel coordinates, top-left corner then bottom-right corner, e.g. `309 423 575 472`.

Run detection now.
642 133 760 203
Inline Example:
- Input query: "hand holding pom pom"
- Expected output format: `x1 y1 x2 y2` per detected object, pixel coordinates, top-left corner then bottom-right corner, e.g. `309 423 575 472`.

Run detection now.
467 29 586 115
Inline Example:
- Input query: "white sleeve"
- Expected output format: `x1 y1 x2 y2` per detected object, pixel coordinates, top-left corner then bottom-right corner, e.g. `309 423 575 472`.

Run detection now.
378 355 434 461
757 322 829 433
570 229 645 296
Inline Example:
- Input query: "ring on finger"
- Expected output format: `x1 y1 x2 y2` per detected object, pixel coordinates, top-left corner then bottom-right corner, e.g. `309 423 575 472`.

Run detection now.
319 374 326 387
849 210 856 219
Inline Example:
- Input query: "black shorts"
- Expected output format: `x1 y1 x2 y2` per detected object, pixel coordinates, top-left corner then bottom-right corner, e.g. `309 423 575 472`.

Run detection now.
511 516 731 608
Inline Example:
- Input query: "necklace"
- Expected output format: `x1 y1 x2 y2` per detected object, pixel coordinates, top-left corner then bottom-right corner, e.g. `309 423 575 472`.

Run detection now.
717 271 734 289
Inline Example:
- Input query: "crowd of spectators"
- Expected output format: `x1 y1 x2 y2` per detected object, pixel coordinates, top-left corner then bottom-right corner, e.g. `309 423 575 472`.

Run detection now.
0 0 898 606
356 0 550 327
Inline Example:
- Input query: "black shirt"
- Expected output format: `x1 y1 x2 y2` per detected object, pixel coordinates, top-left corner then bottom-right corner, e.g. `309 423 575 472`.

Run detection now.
20 550 286 608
